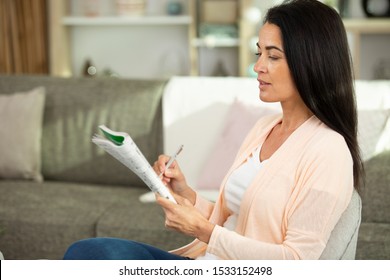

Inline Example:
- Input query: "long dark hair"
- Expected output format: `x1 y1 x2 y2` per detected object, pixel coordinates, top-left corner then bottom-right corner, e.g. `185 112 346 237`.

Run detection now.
264 0 364 191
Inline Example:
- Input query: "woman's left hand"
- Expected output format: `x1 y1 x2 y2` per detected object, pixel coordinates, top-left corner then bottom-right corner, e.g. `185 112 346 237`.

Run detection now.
156 194 215 244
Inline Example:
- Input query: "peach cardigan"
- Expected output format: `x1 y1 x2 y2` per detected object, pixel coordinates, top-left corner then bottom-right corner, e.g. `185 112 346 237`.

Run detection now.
171 114 354 259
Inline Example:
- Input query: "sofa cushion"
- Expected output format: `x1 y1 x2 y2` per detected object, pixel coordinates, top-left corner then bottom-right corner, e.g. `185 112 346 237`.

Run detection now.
0 87 45 182
197 99 278 190
0 180 150 259
358 109 390 161
95 195 193 251
319 190 361 260
361 150 390 223
162 76 282 189
356 222 390 260
0 75 166 187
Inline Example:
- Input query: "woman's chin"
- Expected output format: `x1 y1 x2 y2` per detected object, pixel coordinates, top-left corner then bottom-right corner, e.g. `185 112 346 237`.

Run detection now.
259 92 275 103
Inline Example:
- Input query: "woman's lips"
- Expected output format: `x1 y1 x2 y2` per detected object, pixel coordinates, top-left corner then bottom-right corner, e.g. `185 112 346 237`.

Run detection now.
258 79 271 89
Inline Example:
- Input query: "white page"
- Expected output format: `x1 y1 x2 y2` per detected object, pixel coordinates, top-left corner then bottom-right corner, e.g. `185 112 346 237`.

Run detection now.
92 128 176 204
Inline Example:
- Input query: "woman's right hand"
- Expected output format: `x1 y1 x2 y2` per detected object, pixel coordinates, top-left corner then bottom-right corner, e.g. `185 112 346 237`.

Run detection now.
153 155 196 204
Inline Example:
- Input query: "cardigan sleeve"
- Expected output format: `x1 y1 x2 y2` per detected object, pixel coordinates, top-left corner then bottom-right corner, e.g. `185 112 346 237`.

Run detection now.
283 133 354 259
206 130 354 260
207 225 297 259
193 192 215 219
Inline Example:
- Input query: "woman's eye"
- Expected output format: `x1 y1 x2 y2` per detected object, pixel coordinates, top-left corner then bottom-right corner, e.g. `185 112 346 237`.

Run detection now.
269 56 279 61
255 52 261 56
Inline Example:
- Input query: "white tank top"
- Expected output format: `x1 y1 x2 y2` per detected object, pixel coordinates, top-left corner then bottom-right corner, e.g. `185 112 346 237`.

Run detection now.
196 145 266 260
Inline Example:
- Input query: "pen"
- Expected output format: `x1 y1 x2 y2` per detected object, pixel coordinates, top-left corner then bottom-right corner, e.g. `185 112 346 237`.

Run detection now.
159 144 184 177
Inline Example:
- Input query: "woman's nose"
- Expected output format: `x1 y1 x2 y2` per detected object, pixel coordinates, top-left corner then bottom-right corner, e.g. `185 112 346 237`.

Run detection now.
253 56 266 73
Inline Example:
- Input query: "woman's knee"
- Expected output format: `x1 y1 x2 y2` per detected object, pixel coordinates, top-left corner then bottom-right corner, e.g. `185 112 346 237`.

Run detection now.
63 238 116 260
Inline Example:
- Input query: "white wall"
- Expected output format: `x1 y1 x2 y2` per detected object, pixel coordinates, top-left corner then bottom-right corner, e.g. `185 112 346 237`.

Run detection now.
71 25 190 79
68 0 191 79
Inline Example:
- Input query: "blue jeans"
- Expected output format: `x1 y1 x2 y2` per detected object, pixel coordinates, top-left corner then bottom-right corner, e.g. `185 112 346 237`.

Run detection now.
63 237 189 260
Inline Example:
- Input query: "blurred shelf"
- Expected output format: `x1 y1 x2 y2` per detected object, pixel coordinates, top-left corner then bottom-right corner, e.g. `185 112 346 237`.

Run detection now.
62 15 192 26
341 18 390 79
192 37 239 47
343 18 390 33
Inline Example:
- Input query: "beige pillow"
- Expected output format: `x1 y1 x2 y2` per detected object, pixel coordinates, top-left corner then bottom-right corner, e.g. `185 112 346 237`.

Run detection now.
0 87 45 181
196 99 278 190
358 109 390 161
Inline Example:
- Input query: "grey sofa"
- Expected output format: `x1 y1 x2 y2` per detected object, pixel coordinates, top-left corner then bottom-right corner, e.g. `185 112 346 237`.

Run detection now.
0 75 388 260
356 150 390 259
0 75 192 260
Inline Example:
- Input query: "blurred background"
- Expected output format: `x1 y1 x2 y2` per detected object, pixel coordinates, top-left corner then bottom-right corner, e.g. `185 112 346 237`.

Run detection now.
1 0 389 80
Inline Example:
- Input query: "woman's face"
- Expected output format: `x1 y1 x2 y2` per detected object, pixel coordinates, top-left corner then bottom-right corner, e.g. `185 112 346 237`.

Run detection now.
254 22 300 105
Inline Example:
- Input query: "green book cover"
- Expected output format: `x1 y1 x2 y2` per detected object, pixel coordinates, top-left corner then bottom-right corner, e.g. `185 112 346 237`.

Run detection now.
99 127 125 146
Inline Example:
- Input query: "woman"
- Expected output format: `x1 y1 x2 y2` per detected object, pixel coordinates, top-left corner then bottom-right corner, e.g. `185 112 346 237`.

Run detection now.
63 0 364 260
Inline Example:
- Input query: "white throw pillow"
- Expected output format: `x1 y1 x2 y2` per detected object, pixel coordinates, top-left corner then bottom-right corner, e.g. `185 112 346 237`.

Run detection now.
0 87 46 181
196 99 278 190
358 109 390 161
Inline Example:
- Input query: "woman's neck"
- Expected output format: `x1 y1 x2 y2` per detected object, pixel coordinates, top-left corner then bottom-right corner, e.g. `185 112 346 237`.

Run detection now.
279 100 313 133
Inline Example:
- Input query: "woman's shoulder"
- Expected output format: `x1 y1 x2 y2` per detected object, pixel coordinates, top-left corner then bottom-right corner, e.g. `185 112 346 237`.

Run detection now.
314 117 348 147
304 116 352 160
